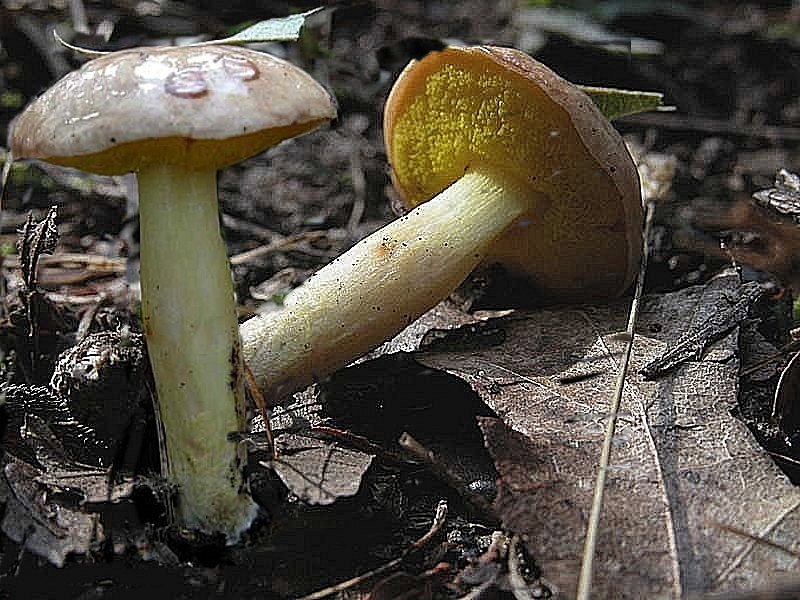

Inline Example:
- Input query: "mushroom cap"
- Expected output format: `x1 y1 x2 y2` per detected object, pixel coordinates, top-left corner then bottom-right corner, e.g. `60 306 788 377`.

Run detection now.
10 45 336 175
384 46 642 299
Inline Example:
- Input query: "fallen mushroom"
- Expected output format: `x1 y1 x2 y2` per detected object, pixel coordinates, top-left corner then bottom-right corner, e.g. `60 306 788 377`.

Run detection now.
241 45 642 403
10 44 335 539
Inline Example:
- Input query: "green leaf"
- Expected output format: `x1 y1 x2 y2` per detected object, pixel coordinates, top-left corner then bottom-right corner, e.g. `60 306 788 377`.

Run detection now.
202 8 323 46
54 9 323 58
578 85 668 121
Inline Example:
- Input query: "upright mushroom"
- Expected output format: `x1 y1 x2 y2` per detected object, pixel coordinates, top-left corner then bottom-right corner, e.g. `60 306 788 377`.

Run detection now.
10 44 335 539
241 45 642 402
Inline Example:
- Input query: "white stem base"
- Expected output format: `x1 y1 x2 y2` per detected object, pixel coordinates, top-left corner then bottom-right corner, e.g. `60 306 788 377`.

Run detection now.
138 165 256 539
241 169 527 403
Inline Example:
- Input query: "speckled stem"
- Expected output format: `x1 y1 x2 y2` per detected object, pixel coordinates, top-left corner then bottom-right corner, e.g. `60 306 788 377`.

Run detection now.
240 169 528 404
138 165 256 540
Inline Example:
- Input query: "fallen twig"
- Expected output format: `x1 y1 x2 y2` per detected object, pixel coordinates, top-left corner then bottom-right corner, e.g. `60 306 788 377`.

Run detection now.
310 425 409 466
229 230 331 266
398 432 497 524
2 252 126 273
709 519 800 561
620 112 800 142
297 499 448 600
576 198 655 599
243 363 274 457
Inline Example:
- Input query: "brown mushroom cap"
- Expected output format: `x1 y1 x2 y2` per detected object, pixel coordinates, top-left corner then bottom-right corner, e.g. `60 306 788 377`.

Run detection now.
384 46 642 299
10 44 335 175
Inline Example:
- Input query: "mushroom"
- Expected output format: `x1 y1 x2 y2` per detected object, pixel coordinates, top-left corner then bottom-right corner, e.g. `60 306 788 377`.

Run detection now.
10 44 335 539
241 45 642 403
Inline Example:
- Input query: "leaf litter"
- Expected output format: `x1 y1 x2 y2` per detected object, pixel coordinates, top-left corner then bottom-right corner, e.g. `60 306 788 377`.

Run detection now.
1 4 799 597
411 270 800 598
7 208 786 596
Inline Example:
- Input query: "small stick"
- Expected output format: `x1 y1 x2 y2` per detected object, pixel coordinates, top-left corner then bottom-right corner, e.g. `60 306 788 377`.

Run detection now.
229 230 329 266
2 252 126 272
708 519 800 560
243 362 274 456
399 432 497 524
576 199 655 600
620 112 800 142
297 499 448 600
310 425 409 466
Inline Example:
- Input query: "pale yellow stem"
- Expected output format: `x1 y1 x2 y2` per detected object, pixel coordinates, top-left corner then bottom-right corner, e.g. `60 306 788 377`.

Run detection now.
138 165 256 539
241 169 529 403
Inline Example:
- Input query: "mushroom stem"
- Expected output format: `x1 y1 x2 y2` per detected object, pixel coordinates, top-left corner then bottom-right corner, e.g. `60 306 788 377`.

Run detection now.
241 169 530 403
138 164 256 539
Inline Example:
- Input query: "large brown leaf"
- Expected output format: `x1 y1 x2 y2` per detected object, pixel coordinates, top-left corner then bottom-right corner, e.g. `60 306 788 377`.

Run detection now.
412 272 800 598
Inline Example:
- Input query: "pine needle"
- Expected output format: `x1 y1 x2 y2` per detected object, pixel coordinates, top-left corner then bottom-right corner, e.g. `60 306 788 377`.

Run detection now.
576 199 655 599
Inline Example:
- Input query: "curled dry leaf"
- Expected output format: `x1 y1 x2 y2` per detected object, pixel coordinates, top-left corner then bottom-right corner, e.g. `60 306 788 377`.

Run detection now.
0 458 104 567
753 169 800 224
411 271 800 598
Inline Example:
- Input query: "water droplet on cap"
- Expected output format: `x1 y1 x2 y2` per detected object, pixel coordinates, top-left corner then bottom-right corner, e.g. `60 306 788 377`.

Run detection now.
165 68 209 98
222 55 259 81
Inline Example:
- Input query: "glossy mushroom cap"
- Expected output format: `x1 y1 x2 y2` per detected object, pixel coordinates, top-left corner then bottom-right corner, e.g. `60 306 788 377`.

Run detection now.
10 44 336 175
384 46 642 299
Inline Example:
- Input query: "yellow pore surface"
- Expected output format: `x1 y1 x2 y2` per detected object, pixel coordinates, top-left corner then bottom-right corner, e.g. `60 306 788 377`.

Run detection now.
388 52 630 297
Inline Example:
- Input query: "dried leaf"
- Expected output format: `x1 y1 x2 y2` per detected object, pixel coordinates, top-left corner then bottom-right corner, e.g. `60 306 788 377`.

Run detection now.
265 433 373 505
320 352 498 502
752 169 800 224
17 206 59 292
412 271 800 598
2 384 108 467
368 300 482 358
0 458 104 567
